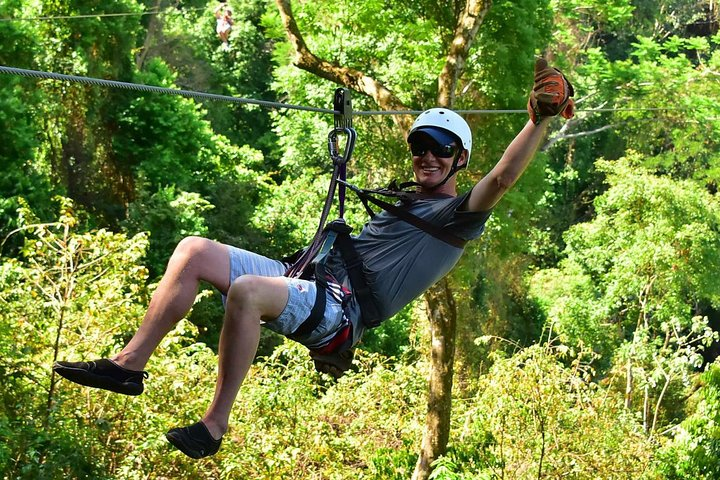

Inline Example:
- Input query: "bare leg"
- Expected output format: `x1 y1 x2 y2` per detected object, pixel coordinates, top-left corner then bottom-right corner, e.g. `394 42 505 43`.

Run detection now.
201 274 289 439
113 236 231 371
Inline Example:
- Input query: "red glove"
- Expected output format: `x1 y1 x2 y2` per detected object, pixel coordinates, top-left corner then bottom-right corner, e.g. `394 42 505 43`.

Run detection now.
527 57 575 124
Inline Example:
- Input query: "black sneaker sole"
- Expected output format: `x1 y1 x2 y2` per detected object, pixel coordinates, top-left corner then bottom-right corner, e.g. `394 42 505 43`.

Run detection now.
53 360 145 396
166 422 222 459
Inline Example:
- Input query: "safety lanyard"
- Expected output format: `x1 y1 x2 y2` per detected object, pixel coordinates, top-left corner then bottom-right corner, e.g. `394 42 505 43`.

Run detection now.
284 88 356 279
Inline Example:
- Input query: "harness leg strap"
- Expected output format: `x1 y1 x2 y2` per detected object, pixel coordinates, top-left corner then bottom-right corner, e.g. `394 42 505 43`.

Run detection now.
287 284 327 341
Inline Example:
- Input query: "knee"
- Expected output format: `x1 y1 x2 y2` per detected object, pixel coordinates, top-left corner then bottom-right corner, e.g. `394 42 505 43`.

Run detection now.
226 275 263 307
227 275 289 320
169 236 218 274
174 236 212 260
227 275 274 317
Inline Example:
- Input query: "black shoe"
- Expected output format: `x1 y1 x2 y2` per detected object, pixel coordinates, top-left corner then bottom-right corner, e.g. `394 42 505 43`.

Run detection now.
166 421 222 459
53 358 148 396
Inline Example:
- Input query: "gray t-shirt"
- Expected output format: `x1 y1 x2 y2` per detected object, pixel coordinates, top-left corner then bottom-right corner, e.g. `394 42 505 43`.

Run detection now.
324 191 492 344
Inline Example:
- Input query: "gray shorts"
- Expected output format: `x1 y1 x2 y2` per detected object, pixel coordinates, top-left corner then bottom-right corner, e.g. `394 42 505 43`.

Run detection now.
224 245 347 349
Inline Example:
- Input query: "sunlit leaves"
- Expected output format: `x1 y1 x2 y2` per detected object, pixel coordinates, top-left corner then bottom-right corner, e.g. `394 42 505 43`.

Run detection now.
532 158 720 355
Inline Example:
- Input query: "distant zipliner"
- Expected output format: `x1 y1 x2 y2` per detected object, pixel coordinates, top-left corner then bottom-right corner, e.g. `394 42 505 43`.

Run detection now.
214 2 233 50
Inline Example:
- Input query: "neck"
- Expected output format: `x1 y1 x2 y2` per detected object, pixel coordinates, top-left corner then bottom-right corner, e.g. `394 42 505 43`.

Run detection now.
419 179 457 197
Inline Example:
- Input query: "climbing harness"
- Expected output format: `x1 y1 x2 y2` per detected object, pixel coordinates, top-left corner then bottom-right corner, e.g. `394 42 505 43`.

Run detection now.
284 90 468 344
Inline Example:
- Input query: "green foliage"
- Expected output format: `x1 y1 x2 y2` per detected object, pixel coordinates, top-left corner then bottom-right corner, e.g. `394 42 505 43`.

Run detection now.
653 363 720 479
444 344 654 478
0 198 149 478
111 58 223 190
251 169 334 255
361 302 419 361
1 0 719 477
122 185 213 277
159 0 279 154
539 5 720 278
30 0 145 223
454 151 549 357
531 157 720 358
572 33 720 189
530 158 720 446
0 0 55 252
1 200 429 478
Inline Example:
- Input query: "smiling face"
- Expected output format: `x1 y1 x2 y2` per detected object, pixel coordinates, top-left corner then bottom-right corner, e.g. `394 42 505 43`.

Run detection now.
409 132 467 195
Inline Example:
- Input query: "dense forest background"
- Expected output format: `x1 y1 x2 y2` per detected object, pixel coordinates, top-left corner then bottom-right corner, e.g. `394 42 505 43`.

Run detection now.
1 0 720 478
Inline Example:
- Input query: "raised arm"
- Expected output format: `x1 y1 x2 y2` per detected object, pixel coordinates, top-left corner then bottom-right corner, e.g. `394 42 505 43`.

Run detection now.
464 58 574 213
465 118 549 212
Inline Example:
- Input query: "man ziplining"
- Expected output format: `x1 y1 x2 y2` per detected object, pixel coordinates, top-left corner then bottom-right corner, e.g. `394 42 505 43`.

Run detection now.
54 57 574 459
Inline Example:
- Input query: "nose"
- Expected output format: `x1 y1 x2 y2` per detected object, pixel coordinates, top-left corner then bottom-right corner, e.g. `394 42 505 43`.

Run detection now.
420 149 436 160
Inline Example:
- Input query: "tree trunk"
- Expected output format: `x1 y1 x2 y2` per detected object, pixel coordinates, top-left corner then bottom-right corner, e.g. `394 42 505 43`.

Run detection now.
412 278 457 480
437 0 492 106
625 359 633 409
274 0 413 131
135 0 163 71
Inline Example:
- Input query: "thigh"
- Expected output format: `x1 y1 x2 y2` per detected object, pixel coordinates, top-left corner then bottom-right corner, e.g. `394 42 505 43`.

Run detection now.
229 274 291 321
222 245 287 304
265 277 348 350
226 245 287 281
224 247 347 349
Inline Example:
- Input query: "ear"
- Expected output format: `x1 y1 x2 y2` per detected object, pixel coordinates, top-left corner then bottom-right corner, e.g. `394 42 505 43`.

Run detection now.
456 150 468 168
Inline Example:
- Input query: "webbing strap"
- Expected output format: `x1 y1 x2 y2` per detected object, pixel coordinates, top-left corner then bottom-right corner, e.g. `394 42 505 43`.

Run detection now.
288 284 327 341
285 127 356 279
332 232 384 328
354 189 467 249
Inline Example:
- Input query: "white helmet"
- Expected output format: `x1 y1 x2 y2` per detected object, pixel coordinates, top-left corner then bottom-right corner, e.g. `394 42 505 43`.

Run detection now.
407 108 472 169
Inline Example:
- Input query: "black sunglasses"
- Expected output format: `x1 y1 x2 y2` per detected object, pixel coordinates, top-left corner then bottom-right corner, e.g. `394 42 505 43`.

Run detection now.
410 142 457 159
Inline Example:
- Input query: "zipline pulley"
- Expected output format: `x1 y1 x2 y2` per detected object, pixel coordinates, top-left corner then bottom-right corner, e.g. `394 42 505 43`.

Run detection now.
333 87 353 129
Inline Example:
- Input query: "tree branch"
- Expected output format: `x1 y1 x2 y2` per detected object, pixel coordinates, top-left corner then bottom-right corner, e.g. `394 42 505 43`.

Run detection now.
275 0 412 130
542 122 619 151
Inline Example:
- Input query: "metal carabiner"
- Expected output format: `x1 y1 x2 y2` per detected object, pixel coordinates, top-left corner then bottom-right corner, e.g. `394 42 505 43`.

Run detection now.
328 126 357 166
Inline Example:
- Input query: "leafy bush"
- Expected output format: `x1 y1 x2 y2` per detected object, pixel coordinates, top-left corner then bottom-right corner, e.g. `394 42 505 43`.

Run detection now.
0 198 149 477
652 363 720 479
444 343 654 478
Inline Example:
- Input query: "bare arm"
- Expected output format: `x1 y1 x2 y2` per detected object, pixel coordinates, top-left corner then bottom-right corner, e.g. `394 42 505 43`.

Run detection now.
464 117 550 212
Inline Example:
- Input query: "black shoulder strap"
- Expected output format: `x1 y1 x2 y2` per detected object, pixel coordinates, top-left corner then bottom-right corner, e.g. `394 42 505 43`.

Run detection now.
354 189 467 249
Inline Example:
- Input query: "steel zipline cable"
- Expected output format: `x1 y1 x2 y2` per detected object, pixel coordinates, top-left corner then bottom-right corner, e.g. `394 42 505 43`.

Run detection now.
0 65 336 114
0 65 690 116
0 7 207 23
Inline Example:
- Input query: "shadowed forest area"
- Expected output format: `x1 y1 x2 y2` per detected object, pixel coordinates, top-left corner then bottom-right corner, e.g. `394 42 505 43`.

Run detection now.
1 0 720 478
